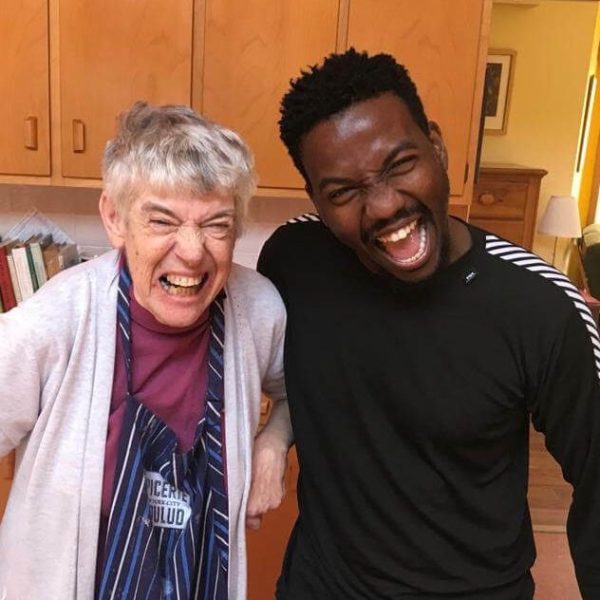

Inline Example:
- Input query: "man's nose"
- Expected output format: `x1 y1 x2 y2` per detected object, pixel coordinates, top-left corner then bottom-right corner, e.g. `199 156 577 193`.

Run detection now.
175 225 205 263
363 183 404 221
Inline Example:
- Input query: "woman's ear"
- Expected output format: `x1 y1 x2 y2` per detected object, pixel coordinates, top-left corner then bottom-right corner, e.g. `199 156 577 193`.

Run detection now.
98 193 127 249
428 121 448 170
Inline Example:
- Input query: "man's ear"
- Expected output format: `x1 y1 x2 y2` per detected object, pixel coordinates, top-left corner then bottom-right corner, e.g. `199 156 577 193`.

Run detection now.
99 192 126 249
428 121 448 170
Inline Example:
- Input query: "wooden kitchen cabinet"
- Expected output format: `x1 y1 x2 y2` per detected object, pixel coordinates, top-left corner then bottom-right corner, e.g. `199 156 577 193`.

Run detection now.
346 0 488 203
470 164 548 250
246 399 299 599
0 0 490 204
59 0 193 178
0 453 14 521
200 0 490 200
0 0 50 176
201 0 339 190
247 448 299 600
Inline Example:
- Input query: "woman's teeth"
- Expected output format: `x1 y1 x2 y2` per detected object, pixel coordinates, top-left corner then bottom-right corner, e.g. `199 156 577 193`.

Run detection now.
377 219 419 243
160 274 207 295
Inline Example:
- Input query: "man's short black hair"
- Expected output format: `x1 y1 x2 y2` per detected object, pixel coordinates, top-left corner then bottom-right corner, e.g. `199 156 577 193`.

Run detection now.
279 48 430 183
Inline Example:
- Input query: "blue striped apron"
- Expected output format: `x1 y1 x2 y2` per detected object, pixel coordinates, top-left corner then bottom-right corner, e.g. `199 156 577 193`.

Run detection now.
97 264 229 600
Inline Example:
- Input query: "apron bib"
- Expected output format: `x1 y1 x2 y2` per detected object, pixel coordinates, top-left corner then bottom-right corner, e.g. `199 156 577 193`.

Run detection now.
97 263 229 600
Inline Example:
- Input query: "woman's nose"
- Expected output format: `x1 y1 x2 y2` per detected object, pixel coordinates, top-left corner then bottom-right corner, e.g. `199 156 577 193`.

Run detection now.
175 225 205 263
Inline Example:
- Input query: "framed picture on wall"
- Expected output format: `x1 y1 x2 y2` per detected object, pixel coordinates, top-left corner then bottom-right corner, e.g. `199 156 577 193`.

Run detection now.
483 49 516 135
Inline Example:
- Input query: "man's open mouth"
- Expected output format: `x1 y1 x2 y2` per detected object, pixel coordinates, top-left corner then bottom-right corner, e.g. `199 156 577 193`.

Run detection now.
376 218 429 266
159 273 209 296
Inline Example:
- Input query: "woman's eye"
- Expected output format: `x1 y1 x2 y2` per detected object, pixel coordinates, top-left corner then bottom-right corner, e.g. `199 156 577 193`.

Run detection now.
149 219 176 231
205 221 234 237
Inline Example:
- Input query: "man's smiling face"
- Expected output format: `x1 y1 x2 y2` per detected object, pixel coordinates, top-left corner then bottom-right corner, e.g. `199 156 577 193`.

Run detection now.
300 93 452 284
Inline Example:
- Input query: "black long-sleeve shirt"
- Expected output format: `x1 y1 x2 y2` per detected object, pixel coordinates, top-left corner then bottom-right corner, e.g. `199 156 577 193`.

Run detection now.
258 216 600 599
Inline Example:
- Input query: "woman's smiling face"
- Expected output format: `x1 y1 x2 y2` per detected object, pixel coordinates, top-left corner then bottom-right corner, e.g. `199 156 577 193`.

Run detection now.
101 189 235 328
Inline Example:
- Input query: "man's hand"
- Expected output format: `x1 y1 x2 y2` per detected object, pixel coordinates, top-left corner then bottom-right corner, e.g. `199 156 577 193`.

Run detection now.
246 430 289 530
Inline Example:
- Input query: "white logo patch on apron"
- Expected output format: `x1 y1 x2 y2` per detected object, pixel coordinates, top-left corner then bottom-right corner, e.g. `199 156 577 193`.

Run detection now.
144 471 192 529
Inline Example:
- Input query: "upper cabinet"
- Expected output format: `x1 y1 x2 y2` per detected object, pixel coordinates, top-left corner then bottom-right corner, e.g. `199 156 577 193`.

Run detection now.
59 0 194 178
201 0 339 190
0 0 50 176
198 0 489 202
346 0 486 199
0 0 491 206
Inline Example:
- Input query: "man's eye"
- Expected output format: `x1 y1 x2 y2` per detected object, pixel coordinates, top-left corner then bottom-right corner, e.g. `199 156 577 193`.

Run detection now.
329 187 356 205
387 156 417 176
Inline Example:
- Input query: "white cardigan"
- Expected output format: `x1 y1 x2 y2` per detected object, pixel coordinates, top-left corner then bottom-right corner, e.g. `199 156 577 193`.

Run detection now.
0 249 286 600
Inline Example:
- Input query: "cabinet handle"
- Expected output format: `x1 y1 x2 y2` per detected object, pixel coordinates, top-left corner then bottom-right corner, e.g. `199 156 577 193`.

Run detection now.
24 117 38 150
72 119 86 153
478 192 496 206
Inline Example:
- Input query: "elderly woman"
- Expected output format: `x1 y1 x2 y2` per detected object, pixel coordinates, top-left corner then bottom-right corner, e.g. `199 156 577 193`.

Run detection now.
0 102 291 599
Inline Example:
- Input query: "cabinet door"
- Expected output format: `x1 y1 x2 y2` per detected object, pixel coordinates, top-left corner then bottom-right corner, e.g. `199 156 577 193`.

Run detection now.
347 0 484 198
59 0 193 179
0 453 14 521
247 448 298 600
201 0 339 190
0 0 50 176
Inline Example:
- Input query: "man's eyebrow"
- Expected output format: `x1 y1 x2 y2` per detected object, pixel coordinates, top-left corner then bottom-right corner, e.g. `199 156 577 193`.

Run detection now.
318 176 356 192
317 141 419 192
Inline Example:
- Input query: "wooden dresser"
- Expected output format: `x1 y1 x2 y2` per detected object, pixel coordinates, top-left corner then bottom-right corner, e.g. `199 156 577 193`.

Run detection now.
470 165 548 250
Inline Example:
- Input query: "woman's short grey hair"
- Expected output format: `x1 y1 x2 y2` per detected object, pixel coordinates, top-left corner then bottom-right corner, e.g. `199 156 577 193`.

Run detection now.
102 101 256 237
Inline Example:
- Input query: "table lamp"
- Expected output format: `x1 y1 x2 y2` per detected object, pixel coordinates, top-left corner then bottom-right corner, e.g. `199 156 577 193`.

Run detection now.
537 195 581 266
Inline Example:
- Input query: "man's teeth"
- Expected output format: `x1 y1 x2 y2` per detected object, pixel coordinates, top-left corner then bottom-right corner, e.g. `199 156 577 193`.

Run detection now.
398 226 428 265
378 219 419 243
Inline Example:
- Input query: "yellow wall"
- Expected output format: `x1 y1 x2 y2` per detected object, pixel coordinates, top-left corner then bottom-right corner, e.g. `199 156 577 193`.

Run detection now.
577 9 600 226
481 0 598 264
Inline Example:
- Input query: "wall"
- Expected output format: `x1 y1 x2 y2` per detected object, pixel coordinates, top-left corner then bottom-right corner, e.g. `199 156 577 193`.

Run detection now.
482 0 598 264
578 9 600 225
0 184 312 268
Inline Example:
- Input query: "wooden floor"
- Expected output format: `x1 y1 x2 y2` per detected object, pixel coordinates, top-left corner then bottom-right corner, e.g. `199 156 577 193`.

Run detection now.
528 429 580 597
532 532 580 599
528 428 571 532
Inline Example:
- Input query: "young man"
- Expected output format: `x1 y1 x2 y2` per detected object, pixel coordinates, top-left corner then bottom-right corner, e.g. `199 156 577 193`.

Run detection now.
257 49 600 599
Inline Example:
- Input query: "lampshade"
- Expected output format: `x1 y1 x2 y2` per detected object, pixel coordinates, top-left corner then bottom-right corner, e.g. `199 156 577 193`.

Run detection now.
537 195 582 238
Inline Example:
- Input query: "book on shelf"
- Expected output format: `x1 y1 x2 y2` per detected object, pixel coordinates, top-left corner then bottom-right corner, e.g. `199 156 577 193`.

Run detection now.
27 235 50 289
25 244 39 292
0 211 81 312
0 242 18 311
6 251 22 305
57 243 80 270
42 243 61 279
11 245 35 301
